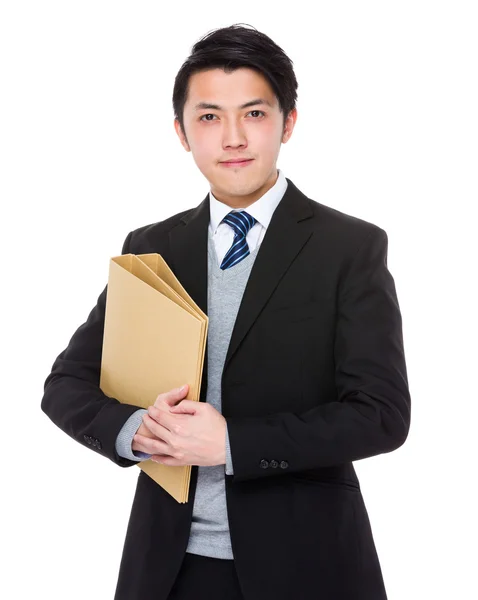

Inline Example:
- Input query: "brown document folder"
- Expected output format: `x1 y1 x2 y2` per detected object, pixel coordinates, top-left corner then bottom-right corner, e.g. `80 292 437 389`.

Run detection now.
99 253 208 503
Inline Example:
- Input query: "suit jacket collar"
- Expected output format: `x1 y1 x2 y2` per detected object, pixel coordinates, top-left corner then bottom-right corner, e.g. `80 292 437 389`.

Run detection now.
169 177 315 374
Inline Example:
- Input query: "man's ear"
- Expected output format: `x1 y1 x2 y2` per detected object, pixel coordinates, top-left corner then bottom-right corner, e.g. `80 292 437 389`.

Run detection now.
174 119 191 152
282 108 298 144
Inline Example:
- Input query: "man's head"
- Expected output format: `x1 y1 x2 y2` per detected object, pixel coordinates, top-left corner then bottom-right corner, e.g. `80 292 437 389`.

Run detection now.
172 24 298 208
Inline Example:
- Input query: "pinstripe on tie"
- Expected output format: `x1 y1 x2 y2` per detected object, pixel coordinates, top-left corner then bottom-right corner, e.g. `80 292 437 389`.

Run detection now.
219 210 257 270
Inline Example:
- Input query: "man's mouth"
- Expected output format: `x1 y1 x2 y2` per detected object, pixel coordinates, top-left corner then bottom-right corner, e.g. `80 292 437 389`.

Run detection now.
219 159 254 168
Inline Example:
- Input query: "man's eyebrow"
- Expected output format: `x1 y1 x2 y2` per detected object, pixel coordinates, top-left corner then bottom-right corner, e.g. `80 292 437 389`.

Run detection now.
193 98 273 111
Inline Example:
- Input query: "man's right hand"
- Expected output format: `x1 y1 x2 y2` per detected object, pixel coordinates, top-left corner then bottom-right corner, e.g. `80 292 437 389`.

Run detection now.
132 384 189 454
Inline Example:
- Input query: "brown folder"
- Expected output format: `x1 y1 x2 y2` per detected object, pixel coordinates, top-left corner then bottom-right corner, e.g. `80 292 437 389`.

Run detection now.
99 253 208 503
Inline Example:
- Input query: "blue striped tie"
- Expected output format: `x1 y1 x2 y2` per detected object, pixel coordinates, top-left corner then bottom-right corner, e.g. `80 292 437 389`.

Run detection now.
220 210 257 270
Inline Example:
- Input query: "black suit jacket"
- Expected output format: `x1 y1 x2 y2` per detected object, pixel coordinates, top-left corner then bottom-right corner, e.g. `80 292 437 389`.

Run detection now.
41 177 411 600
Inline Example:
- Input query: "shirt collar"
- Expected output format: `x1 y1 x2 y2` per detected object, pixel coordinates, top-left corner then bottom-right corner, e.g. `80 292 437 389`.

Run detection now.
209 168 288 234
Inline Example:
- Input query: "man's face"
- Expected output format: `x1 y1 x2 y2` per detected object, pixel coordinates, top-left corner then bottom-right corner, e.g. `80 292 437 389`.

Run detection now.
174 67 297 208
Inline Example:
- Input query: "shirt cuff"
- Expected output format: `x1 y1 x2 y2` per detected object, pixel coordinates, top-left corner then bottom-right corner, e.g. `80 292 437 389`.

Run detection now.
225 422 234 475
115 408 152 462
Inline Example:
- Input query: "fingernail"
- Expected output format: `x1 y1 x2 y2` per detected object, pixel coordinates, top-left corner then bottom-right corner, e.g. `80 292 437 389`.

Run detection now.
180 385 187 391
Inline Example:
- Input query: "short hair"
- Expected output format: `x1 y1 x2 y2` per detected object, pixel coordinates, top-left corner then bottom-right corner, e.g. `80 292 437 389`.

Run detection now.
172 23 298 137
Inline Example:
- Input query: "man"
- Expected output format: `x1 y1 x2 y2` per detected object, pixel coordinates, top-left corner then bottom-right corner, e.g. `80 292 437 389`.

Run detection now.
41 24 411 600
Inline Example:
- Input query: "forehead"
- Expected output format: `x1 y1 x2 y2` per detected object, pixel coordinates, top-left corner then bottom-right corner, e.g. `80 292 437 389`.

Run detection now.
185 67 278 111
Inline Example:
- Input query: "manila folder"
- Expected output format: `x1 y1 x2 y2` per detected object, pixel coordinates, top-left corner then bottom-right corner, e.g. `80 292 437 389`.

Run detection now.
99 253 208 503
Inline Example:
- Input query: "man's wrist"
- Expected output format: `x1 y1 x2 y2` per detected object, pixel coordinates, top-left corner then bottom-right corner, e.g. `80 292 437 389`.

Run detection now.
115 409 152 462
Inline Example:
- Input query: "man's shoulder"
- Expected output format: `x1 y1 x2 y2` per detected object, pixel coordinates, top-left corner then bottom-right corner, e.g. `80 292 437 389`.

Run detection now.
133 206 194 236
306 195 387 249
309 196 383 234
125 205 198 252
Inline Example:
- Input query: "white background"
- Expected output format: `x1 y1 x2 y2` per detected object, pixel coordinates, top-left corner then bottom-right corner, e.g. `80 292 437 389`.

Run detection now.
1 1 476 598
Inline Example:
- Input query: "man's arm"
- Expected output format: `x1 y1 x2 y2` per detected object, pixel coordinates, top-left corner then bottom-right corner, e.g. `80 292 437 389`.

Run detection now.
226 227 411 483
41 231 146 468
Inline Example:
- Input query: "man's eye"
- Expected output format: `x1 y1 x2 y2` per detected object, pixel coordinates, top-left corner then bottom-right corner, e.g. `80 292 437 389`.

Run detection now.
200 114 217 122
248 110 265 118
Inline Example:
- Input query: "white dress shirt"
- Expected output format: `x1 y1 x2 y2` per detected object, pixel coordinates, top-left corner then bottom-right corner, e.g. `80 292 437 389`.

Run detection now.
208 168 288 265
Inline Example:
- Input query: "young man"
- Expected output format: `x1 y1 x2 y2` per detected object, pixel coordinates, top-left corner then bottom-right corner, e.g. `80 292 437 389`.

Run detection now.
41 24 411 600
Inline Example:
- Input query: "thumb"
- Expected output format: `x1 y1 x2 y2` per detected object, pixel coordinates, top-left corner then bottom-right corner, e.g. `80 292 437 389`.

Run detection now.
170 399 197 414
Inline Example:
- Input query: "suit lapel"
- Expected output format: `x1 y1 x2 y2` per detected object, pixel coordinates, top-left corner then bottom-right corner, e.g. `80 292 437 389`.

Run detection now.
168 177 315 375
168 192 210 317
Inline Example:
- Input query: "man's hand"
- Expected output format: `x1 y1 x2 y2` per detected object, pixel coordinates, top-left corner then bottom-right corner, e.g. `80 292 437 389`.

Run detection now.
132 384 227 467
131 385 188 453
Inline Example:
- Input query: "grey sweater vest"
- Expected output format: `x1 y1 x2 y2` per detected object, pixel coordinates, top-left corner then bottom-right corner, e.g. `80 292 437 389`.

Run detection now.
185 226 261 559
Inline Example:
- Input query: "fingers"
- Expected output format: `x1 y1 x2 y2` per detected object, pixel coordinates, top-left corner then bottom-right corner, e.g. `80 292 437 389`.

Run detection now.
169 399 197 415
150 454 182 466
131 433 153 454
136 421 156 439
132 422 155 453
141 412 174 443
132 435 153 454
133 432 171 456
155 384 189 409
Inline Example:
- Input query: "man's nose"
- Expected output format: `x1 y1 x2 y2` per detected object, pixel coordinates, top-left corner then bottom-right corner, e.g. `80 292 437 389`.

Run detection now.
222 120 248 149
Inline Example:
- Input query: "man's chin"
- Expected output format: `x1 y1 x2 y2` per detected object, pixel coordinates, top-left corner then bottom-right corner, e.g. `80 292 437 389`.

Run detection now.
211 182 258 199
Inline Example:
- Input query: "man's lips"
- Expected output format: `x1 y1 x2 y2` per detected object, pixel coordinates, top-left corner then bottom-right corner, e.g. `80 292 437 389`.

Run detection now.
219 158 254 167
221 158 253 163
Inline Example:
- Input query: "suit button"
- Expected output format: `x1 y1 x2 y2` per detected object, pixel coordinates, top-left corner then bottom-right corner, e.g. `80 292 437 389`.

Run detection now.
83 435 88 442
260 459 269 469
96 440 102 450
270 460 278 468
280 461 289 469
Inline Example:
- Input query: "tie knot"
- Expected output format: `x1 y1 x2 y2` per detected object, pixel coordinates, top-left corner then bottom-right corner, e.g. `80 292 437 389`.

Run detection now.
221 210 257 238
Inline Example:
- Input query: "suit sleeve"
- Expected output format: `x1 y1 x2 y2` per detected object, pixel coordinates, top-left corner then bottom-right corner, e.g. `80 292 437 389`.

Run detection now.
225 227 411 482
41 231 147 468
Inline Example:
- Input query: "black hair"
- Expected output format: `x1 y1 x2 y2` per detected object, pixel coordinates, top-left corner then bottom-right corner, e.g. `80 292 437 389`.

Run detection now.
172 23 298 139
